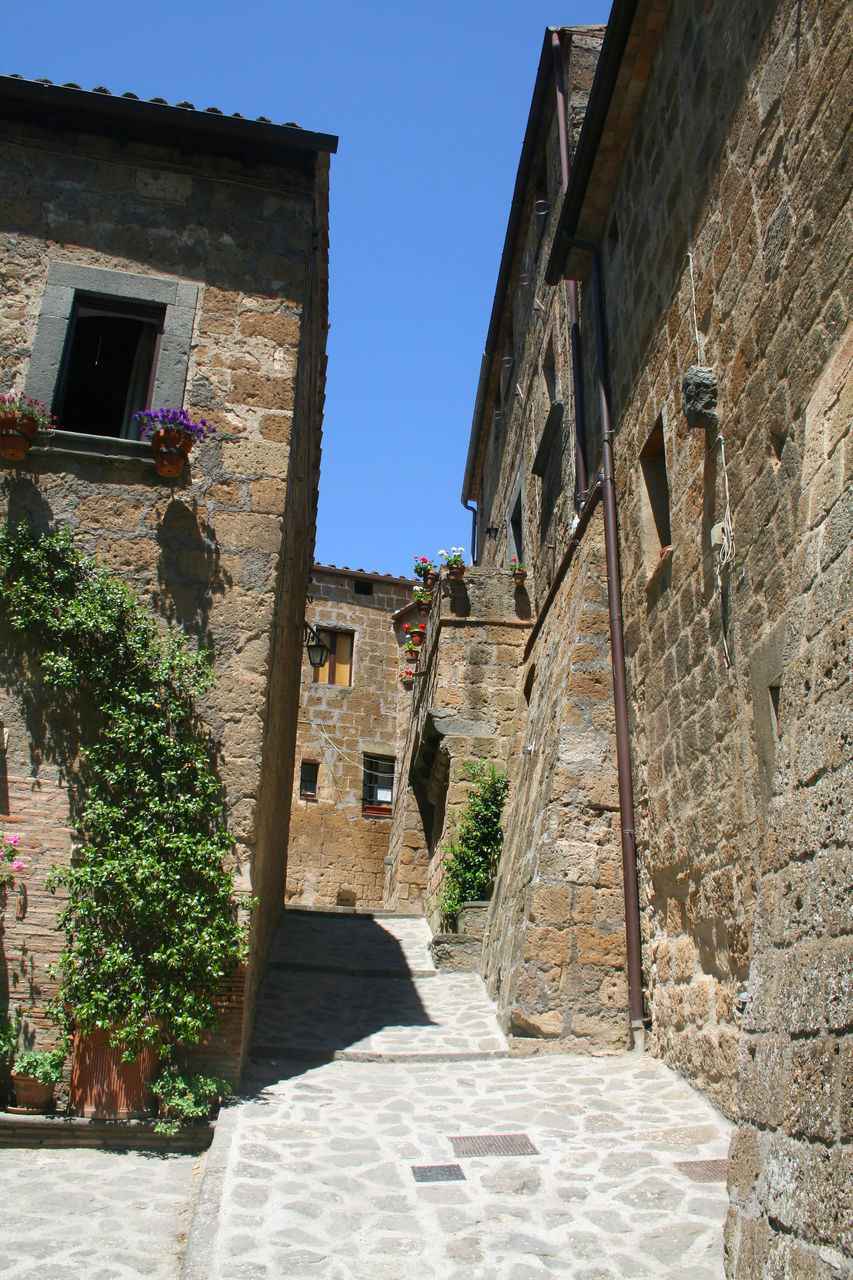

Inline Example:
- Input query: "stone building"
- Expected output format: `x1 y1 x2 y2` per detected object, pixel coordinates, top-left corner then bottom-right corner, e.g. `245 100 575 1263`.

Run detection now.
0 75 336 1081
285 563 413 911
386 5 852 1274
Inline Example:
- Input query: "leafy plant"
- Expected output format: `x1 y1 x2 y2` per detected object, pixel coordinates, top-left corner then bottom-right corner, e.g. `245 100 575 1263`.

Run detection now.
151 1065 229 1134
412 586 433 606
413 557 438 580
437 762 509 920
133 407 214 442
439 547 465 567
0 521 249 1061
0 1010 21 1059
13 1048 65 1084
0 392 55 433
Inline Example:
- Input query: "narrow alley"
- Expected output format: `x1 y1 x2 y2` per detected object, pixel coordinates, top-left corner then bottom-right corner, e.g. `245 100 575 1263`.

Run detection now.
180 909 733 1279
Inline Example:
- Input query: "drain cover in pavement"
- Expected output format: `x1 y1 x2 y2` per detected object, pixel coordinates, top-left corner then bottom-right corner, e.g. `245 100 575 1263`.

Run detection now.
450 1133 539 1157
412 1164 466 1183
675 1159 729 1182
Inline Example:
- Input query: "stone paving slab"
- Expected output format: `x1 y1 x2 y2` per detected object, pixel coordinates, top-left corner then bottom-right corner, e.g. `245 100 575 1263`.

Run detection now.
0 1145 201 1278
182 1053 733 1280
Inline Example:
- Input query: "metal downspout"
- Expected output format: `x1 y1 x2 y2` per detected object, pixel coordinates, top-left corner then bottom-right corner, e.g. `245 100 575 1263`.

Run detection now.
463 500 478 564
563 234 645 1043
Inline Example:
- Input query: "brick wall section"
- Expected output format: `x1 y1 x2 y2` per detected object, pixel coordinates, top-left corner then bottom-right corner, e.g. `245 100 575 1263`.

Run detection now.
0 110 331 1081
285 567 412 909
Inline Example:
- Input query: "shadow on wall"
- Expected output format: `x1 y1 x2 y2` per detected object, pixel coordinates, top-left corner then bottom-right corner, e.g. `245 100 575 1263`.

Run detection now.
246 909 433 1079
153 498 230 647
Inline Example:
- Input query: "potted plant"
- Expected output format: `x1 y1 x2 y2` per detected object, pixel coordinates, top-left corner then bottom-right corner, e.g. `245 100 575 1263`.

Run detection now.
133 407 214 479
414 557 439 591
398 669 415 692
1 830 24 888
150 1065 229 1135
510 558 527 586
403 641 419 666
404 621 426 648
10 1047 66 1112
440 547 466 582
413 586 433 617
0 393 55 462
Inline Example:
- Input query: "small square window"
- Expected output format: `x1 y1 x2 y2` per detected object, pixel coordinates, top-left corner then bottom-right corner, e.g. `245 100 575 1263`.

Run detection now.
353 579 373 596
300 760 319 799
362 755 394 816
313 630 354 686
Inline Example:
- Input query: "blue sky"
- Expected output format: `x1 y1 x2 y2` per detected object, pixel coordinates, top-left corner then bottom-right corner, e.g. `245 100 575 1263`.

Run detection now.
6 1 611 577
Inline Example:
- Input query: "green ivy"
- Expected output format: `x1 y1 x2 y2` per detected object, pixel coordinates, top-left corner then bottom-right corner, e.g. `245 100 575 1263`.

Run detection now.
0 521 249 1061
437 761 509 920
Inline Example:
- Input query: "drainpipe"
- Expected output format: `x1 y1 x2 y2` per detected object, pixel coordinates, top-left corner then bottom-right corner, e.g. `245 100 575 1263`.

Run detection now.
463 500 478 564
561 233 645 1045
551 30 570 195
567 281 589 504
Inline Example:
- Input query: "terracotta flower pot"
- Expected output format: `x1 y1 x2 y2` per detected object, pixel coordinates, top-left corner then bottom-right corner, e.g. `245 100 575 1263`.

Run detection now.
424 571 438 591
150 427 193 479
400 676 414 691
404 649 419 667
448 564 465 582
11 1072 54 1112
70 1028 159 1119
513 570 527 586
0 412 39 463
409 628 425 647
417 602 431 618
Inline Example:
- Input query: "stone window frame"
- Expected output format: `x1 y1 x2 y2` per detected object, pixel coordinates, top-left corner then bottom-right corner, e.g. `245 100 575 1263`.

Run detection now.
24 262 198 459
362 753 395 817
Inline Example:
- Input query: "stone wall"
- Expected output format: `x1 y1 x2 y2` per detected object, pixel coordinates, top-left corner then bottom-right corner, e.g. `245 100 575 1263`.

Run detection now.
285 566 412 910
384 569 529 926
0 96 332 1081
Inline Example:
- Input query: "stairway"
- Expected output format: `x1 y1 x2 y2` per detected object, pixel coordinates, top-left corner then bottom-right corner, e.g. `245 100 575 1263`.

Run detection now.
245 907 509 1081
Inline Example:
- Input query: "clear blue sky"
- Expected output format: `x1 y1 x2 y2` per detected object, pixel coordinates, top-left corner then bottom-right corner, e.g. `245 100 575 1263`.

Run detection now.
6 1 611 577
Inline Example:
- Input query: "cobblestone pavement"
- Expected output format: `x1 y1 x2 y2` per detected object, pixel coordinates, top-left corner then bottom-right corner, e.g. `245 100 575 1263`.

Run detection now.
0 1146 201 1279
182 911 734 1279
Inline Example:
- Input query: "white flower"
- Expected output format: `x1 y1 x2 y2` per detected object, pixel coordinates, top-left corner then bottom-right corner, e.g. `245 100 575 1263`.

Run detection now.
438 549 447 557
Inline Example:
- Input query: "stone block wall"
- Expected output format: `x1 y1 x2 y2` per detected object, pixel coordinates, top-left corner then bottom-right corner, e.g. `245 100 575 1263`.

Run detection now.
0 93 332 1080
481 504 629 1051
285 566 412 910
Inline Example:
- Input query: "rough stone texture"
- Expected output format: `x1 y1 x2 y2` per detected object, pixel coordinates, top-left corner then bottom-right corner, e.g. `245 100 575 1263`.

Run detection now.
285 567 413 909
0 93 332 1083
383 567 530 927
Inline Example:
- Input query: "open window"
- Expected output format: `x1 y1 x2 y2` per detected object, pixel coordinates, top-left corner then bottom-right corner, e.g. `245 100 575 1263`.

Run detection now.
362 755 394 816
313 630 354 686
299 760 319 799
53 296 165 438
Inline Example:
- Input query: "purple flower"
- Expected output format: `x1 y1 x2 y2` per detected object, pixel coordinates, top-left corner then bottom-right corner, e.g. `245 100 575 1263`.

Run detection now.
133 407 214 442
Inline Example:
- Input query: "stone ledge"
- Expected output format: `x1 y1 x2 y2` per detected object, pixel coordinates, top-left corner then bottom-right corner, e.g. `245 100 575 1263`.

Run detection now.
0 1109 215 1152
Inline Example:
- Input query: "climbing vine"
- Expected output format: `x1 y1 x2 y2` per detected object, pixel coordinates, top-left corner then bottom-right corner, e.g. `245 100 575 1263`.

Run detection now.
0 521 249 1059
437 761 509 920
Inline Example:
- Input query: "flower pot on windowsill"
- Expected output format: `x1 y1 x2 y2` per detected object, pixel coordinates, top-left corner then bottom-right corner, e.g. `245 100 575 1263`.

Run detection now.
0 412 39 462
150 428 194 478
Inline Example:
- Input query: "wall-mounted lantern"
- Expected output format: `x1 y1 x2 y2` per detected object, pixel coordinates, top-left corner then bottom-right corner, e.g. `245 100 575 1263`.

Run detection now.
304 622 329 670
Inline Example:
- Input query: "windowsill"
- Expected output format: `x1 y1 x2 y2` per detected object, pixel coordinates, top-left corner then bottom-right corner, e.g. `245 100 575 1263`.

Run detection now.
645 545 673 590
36 431 156 466
300 793 318 802
362 805 392 818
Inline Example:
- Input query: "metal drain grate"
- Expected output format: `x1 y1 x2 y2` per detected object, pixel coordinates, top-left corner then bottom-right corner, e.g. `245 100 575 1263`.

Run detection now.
412 1164 466 1183
450 1133 539 1158
675 1158 729 1182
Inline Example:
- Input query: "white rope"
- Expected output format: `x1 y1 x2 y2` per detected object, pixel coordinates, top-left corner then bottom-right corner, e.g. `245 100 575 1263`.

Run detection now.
687 251 703 363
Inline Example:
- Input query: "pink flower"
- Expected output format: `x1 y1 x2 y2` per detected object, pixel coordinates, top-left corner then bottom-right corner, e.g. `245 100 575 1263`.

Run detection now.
13 861 23 873
6 835 20 846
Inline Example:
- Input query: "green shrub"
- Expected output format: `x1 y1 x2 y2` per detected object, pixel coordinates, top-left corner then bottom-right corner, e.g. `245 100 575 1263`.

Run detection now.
151 1066 229 1133
437 762 509 920
13 1048 65 1084
0 521 250 1061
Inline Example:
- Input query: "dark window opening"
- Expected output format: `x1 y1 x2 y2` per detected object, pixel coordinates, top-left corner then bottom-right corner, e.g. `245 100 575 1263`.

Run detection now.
54 296 164 438
363 755 394 816
353 579 374 596
639 417 672 578
300 760 319 798
768 684 781 736
313 630 354 686
770 425 786 463
543 342 557 404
